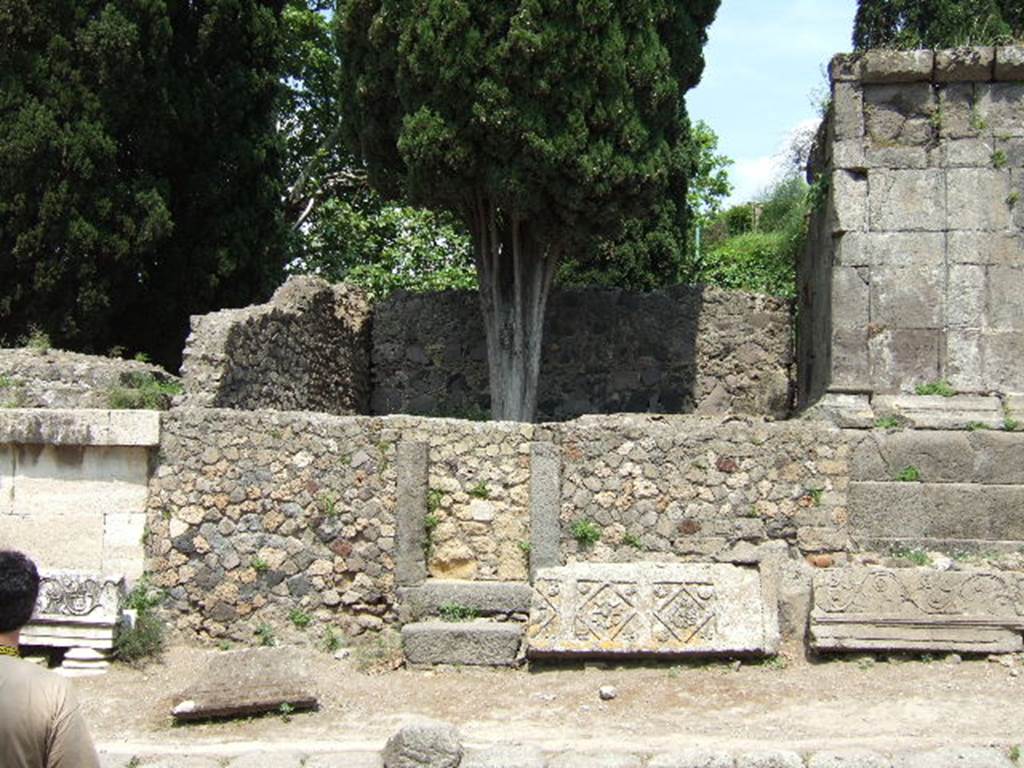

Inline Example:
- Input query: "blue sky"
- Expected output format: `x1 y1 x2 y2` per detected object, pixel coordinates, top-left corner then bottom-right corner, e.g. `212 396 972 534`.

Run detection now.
688 0 858 204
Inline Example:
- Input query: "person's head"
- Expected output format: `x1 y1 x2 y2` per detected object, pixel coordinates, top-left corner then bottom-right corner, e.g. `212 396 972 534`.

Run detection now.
0 551 40 634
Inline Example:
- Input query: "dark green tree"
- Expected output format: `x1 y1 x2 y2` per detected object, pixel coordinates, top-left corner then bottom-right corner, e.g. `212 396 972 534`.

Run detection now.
0 0 287 368
337 0 720 420
853 0 1023 49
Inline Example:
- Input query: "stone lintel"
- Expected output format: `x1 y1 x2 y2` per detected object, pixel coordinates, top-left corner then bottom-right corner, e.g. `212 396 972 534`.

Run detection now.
527 562 777 658
871 395 1004 430
395 441 429 587
0 409 160 447
995 47 1024 81
811 567 1024 653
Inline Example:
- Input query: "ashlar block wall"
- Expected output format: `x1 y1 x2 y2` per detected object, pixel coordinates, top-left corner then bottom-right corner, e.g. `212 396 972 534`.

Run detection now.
799 47 1024 406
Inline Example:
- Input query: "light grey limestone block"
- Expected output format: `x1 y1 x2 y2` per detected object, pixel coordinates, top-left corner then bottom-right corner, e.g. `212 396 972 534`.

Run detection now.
935 47 995 82
811 567 1024 653
831 53 864 82
382 720 462 768
977 83 1024 138
946 168 1012 231
832 170 868 233
303 753 382 768
871 395 1004 430
807 751 892 768
648 748 736 768
867 330 942 394
892 747 1014 768
396 441 428 587
832 267 870 331
862 50 934 83
529 441 561 578
834 83 865 141
947 232 1024 266
995 46 1024 81
0 408 160 446
850 429 976 483
867 169 945 232
227 753 307 768
869 263 944 329
460 746 546 768
402 620 523 666
527 561 778 658
801 394 874 429
735 751 803 768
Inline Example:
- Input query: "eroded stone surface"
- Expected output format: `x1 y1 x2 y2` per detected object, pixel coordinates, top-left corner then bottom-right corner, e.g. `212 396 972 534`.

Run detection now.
527 562 778 657
171 648 318 721
21 571 124 651
382 720 462 768
811 567 1024 653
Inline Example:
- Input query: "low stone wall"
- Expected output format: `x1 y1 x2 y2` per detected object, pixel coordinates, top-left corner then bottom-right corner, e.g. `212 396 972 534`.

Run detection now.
0 348 177 409
179 276 371 415
0 409 158 580
800 46 1024 405
372 286 793 421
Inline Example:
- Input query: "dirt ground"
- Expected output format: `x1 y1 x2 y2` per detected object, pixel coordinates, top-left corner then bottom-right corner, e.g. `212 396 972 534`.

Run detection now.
74 642 1024 756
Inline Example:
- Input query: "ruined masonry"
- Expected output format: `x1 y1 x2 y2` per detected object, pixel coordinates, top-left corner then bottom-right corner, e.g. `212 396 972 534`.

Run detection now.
1 45 1024 672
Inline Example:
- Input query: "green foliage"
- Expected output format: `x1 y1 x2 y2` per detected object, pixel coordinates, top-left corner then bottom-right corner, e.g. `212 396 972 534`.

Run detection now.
321 626 343 653
278 702 295 721
251 556 270 573
107 373 182 410
289 609 312 629
255 623 277 647
426 490 443 515
115 578 166 663
896 465 922 482
993 150 1009 169
622 532 644 550
892 546 931 566
807 488 824 506
518 540 532 554
853 0 1024 50
697 175 808 298
1005 417 1020 431
21 328 52 351
0 0 287 368
874 415 905 430
1010 745 1020 763
318 492 339 518
571 519 602 547
915 380 957 397
468 482 490 500
438 602 478 622
966 421 991 432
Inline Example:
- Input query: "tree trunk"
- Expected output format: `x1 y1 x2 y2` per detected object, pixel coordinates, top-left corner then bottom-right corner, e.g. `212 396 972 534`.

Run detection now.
469 196 560 422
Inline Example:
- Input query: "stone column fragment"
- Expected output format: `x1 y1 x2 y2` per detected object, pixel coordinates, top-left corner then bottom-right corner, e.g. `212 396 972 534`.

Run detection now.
528 442 561 581
395 441 428 586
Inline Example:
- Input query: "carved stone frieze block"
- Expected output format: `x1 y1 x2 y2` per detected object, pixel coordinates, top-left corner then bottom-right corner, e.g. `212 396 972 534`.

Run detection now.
527 562 779 657
811 567 1024 653
21 571 125 651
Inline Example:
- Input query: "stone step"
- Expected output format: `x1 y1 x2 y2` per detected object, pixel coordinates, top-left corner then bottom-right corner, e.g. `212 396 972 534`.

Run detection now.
397 579 532 623
401 619 523 667
872 395 1005 430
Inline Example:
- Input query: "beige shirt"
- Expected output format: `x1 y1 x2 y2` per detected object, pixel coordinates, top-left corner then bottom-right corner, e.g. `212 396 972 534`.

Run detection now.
0 656 100 768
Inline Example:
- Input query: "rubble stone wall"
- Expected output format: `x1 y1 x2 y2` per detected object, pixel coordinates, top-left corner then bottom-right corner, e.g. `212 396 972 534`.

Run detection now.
372 286 793 421
179 277 372 415
800 46 1024 405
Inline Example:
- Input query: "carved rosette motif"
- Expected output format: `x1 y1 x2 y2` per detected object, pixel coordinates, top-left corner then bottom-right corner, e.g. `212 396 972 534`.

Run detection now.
652 582 717 645
816 569 1024 618
33 573 122 621
574 581 640 643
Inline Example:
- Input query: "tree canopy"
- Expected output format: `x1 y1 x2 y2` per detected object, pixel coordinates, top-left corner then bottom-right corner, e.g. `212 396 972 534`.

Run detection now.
853 0 1024 49
337 0 720 419
0 0 287 368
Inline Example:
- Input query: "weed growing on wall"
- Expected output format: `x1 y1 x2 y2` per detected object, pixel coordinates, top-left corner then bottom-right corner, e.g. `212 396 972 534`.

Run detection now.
438 602 478 622
115 578 166 664
915 380 957 397
289 609 312 629
896 466 922 483
255 623 276 647
571 519 602 547
107 373 182 410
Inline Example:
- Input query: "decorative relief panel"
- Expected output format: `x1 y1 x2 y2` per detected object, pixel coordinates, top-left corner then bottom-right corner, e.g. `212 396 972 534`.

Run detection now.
21 571 125 651
527 562 776 657
811 567 1024 654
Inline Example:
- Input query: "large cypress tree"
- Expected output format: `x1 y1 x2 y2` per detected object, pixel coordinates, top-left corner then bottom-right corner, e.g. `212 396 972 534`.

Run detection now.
0 0 286 368
337 0 720 421
853 0 1023 49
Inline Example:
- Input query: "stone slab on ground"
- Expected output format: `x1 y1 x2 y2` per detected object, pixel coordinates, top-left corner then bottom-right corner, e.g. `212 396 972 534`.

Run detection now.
397 580 532 622
527 562 778 658
871 395 1004 430
402 620 523 666
811 567 1024 653
170 647 318 721
892 748 1014 768
383 719 462 768
462 746 547 768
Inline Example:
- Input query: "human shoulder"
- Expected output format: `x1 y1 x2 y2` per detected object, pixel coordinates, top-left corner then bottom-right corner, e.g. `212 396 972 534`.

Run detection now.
0 657 77 703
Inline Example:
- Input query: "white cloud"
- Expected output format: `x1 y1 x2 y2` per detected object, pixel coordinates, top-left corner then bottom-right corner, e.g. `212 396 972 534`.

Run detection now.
725 117 822 204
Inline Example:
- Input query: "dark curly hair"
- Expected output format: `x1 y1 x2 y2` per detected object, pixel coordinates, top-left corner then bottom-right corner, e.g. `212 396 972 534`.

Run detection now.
0 551 40 633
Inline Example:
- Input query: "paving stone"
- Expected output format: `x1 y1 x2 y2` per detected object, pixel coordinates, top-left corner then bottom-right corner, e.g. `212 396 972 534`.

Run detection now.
398 581 532 622
892 747 1014 768
137 757 224 768
460 745 546 768
402 620 523 666
527 562 778 658
811 567 1024 653
303 753 382 768
547 753 644 768
227 752 307 768
808 751 892 768
382 720 462 768
735 751 804 768
648 749 736 767
99 755 141 768
170 647 317 721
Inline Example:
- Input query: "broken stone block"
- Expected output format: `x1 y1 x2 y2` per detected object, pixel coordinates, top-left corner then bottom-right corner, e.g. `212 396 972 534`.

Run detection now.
171 647 318 721
382 720 462 768
526 562 779 658
21 571 125 657
811 567 1024 653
